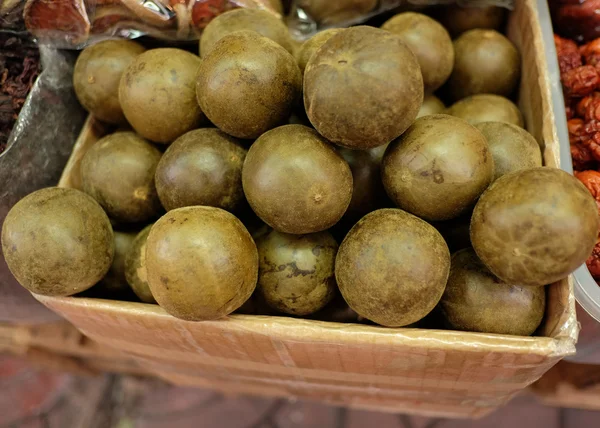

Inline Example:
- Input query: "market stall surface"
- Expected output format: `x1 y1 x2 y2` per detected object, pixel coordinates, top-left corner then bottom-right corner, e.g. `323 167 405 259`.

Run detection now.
0 355 597 428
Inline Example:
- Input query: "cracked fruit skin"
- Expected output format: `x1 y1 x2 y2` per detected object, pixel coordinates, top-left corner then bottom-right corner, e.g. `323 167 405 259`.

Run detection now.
440 248 545 336
242 124 353 234
256 229 338 316
382 114 494 221
335 208 450 327
145 206 258 321
1 187 114 297
471 167 599 286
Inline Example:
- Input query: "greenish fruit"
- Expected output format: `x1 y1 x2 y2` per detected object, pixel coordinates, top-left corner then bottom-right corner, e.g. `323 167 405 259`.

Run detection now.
81 132 163 224
382 114 494 221
304 26 423 149
124 224 155 304
256 230 338 316
119 48 206 144
97 230 137 298
335 208 450 327
440 248 546 336
475 121 542 181
197 31 302 139
200 9 294 57
145 206 258 321
437 5 506 37
155 128 247 212
382 12 454 94
417 95 445 119
73 40 145 124
242 124 353 234
1 187 114 296
447 29 521 101
471 167 599 286
446 94 524 127
295 28 343 73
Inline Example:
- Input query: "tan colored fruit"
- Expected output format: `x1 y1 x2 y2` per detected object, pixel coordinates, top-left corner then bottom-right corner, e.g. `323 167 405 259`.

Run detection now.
97 230 137 297
295 28 343 73
304 26 423 149
335 208 450 327
382 114 494 221
73 40 145 124
200 9 294 56
417 95 445 119
440 248 545 336
446 94 524 127
475 122 542 181
256 230 338 315
155 129 246 212
81 132 163 224
124 224 155 304
242 125 353 234
382 12 454 94
471 167 599 286
447 29 521 101
1 187 114 296
145 206 258 321
437 5 506 37
197 31 302 139
119 48 206 144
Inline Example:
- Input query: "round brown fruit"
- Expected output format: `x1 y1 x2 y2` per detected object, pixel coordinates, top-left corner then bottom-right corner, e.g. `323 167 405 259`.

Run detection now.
440 248 546 336
295 28 343 74
471 167 599 286
447 29 520 101
475 122 542 181
199 9 294 56
81 132 163 224
1 187 114 296
304 26 423 149
124 224 155 304
446 94 524 127
73 40 145 124
335 208 450 327
437 5 506 38
146 206 258 321
155 128 246 212
417 95 445 119
296 0 377 26
256 230 338 315
97 230 137 297
382 12 453 94
382 114 494 221
197 31 302 139
119 48 205 144
242 125 353 234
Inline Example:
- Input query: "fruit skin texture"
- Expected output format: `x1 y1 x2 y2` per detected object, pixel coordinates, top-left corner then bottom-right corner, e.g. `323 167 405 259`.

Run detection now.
471 167 600 286
242 124 353 234
145 206 258 321
446 94 524 127
197 31 302 139
155 129 246 212
256 230 338 316
73 40 145 124
1 187 114 296
335 208 450 327
304 26 423 150
295 29 343 73
119 48 206 144
440 248 545 336
199 9 294 57
447 29 521 101
97 230 137 297
381 12 454 94
475 122 542 181
81 132 163 224
124 224 155 304
437 5 505 38
382 114 494 221
417 95 445 119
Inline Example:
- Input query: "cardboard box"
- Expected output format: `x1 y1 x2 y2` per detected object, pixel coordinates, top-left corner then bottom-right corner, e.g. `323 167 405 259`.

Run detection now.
32 0 578 418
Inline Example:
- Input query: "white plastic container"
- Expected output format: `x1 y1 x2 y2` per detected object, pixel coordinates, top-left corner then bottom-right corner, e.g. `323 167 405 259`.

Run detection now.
538 0 600 362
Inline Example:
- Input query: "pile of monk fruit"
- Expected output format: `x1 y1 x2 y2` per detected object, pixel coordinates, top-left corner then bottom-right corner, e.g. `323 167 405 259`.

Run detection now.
2 9 598 336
